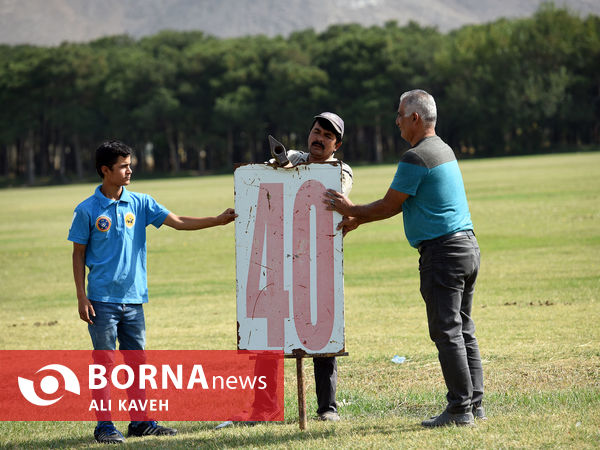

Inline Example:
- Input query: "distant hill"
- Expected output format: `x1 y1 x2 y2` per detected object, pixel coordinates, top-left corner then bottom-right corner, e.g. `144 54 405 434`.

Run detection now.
1 0 599 46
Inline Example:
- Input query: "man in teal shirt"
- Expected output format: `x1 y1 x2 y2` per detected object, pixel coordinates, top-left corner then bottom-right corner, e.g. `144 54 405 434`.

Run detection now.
325 90 485 428
69 140 236 443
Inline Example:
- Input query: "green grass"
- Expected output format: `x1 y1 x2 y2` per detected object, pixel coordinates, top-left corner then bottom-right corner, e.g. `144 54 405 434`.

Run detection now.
0 152 599 448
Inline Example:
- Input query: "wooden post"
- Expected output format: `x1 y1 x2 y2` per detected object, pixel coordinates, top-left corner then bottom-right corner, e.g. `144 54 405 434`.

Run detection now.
296 356 307 430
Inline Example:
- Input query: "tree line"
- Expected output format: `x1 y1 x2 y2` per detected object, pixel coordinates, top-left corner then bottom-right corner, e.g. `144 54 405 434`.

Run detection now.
1 4 599 185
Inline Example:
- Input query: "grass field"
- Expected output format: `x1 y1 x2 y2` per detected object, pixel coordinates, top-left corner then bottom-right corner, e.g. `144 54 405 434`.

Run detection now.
0 152 599 448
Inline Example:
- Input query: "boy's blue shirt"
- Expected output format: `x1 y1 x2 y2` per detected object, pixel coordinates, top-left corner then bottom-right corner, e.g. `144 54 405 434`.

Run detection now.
68 186 169 303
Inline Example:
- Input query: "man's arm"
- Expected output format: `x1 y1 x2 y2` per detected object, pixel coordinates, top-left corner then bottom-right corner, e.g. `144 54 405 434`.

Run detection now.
73 242 95 325
324 188 409 234
162 208 237 230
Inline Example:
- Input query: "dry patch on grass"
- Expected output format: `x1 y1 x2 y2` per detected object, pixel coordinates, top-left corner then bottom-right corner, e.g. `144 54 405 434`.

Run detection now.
484 356 600 392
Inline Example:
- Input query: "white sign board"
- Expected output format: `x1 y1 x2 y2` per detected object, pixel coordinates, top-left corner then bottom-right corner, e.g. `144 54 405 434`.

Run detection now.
234 163 345 355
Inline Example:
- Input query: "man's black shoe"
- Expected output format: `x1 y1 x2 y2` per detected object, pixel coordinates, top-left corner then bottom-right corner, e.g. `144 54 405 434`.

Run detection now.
318 411 340 422
127 421 177 437
94 422 125 444
214 420 260 429
473 405 487 420
421 410 475 428
214 408 283 429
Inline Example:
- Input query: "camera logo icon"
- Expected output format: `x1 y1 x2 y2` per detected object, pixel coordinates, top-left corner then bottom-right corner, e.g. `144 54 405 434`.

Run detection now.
18 364 80 406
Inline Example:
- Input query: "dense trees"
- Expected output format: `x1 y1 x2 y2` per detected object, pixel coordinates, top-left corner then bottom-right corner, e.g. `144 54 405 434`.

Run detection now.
1 5 598 184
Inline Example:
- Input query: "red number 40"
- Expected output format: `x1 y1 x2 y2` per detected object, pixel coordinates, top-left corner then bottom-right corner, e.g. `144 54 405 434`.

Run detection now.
246 181 335 351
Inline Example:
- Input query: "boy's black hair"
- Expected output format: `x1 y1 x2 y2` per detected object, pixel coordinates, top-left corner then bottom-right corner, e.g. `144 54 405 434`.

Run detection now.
311 117 342 144
95 140 132 178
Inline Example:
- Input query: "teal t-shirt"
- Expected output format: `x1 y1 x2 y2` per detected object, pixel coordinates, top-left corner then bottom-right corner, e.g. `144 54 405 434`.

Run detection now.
68 186 169 303
390 136 473 248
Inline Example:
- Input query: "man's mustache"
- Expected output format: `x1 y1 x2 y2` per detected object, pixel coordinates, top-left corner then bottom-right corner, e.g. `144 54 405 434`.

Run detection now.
310 141 324 149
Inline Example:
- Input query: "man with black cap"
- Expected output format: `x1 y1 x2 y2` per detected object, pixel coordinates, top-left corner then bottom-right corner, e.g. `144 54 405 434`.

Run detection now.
216 112 352 429
308 112 352 421
276 112 353 195
216 112 351 429
273 112 352 421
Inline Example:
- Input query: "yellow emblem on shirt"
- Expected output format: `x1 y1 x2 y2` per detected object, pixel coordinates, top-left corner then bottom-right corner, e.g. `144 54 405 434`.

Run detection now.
125 212 136 228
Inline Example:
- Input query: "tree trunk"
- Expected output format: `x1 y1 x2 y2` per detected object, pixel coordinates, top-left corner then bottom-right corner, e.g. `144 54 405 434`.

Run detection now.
166 125 180 173
0 144 7 177
179 130 187 170
253 136 261 163
137 141 146 173
198 148 206 173
39 122 50 177
73 134 84 180
16 138 23 177
356 126 367 161
227 127 234 168
7 144 17 178
386 134 395 158
55 132 66 182
374 116 384 163
26 130 35 185
58 144 66 182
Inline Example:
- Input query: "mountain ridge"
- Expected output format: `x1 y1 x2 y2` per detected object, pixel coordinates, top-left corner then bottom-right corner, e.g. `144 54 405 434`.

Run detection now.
1 0 599 46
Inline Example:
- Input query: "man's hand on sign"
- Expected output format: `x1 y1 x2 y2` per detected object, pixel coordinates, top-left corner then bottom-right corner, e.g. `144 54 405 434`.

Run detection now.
324 189 354 217
337 216 361 236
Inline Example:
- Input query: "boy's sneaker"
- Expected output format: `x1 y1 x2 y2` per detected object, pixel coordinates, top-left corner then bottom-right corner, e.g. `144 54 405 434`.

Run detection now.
127 421 177 437
94 422 125 444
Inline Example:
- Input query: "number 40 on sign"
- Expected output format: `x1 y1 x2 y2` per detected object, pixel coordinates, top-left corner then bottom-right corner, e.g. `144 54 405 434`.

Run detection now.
234 164 345 356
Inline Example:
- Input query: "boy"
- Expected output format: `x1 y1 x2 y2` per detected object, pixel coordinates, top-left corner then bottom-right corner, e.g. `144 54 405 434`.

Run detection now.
69 140 236 443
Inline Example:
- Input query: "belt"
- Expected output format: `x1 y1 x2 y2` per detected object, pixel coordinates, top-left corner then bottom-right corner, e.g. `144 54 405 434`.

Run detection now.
418 230 475 252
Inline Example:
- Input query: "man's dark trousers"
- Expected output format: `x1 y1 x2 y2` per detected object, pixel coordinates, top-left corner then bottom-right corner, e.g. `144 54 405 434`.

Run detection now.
251 356 337 416
418 231 484 414
314 356 337 414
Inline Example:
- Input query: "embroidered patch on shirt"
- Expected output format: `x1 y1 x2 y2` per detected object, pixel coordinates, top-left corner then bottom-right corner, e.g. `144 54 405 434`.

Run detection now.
95 215 111 232
125 212 136 228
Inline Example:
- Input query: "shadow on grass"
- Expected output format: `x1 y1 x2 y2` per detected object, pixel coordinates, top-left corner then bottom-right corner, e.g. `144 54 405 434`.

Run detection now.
1 435 91 449
7 419 426 448
163 422 423 448
7 428 336 449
